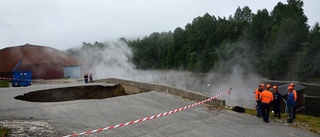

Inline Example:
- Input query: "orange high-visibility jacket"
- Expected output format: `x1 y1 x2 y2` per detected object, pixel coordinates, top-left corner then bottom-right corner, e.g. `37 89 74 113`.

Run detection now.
255 88 262 101
293 90 297 101
260 90 274 104
287 90 297 101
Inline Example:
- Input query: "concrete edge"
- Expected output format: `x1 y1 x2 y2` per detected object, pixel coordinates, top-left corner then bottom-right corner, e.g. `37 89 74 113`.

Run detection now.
95 78 226 107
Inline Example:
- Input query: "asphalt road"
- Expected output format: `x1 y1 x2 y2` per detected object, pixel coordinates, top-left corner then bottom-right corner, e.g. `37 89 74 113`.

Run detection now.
0 82 318 137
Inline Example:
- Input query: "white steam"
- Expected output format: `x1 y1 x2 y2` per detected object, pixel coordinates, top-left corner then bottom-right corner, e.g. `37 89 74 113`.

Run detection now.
81 41 261 109
89 42 136 78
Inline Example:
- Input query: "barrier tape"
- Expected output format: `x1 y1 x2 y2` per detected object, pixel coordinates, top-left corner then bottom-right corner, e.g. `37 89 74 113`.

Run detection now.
62 90 230 137
0 77 83 82
1 76 319 86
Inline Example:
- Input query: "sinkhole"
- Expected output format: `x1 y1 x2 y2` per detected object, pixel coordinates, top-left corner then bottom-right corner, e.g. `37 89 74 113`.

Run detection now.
14 83 149 102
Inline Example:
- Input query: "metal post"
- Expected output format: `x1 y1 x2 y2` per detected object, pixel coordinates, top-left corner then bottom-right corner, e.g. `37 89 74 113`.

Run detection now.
207 84 210 96
152 74 155 91
229 88 232 108
282 98 287 114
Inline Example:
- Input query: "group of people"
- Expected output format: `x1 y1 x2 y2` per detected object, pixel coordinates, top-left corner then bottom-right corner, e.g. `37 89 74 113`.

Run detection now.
255 83 297 123
84 73 93 83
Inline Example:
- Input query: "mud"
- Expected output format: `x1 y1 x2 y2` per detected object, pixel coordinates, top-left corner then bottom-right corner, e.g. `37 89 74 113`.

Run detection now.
14 84 132 102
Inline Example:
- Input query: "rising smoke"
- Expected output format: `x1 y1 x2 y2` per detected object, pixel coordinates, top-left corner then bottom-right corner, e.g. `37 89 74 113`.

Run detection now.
77 41 262 109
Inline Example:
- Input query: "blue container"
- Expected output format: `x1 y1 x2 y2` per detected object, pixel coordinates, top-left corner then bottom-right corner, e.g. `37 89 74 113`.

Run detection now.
12 70 32 87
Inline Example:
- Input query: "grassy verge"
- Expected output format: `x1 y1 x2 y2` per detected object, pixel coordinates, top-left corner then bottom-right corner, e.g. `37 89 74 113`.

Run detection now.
0 126 11 137
0 80 9 88
243 107 320 134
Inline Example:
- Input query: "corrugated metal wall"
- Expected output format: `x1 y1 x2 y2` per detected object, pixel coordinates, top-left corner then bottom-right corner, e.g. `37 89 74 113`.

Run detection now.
64 66 81 78
20 63 64 79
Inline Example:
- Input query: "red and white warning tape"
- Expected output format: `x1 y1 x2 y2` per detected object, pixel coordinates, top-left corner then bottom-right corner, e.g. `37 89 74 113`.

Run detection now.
0 77 11 80
2 76 319 86
0 77 82 82
63 90 230 137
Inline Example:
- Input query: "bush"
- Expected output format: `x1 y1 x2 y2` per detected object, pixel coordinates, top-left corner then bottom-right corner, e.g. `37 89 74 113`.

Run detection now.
0 126 11 137
0 81 9 88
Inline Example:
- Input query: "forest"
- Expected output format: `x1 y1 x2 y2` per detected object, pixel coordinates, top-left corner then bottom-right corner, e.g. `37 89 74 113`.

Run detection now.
66 0 320 82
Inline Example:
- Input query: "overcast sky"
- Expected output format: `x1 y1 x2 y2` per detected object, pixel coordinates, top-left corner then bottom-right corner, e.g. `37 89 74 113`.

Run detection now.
1 0 319 50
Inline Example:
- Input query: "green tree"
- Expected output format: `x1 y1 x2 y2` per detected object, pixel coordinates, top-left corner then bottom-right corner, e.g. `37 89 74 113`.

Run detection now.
299 23 320 80
119 0 314 81
257 0 309 78
234 6 252 22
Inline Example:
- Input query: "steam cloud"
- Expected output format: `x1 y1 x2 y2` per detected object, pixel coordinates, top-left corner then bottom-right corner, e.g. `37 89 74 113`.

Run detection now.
79 41 262 109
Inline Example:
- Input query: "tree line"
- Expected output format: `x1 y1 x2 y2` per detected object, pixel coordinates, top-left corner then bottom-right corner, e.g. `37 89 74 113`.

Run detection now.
126 0 319 81
66 0 320 82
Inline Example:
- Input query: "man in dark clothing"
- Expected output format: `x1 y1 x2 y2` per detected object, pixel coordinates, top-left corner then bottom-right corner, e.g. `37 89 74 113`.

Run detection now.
287 86 295 123
272 86 282 119
84 74 88 83
89 73 93 83
255 84 264 118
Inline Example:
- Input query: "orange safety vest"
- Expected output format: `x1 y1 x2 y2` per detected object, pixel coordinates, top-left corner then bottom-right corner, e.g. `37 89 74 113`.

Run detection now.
288 90 297 101
293 90 297 101
260 90 274 104
255 88 262 101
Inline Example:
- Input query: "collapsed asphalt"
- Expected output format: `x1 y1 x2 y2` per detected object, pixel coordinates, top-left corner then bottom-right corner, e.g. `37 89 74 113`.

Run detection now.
0 82 318 137
14 83 128 102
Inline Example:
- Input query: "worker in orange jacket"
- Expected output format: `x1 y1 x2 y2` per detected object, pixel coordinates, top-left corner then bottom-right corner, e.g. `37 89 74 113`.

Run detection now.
289 83 297 101
255 84 264 118
260 84 274 123
287 86 295 123
289 83 297 119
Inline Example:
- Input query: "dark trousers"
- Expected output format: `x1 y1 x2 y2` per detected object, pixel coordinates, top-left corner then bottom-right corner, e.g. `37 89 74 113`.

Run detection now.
261 103 270 122
273 103 281 117
288 106 294 122
256 101 261 117
293 106 296 119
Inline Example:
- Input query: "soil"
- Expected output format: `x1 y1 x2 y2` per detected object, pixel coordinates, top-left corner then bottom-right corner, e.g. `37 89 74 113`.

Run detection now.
0 119 64 137
14 84 128 102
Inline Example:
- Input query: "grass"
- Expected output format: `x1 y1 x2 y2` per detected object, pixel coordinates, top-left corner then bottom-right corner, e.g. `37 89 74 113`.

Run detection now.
0 80 9 88
294 114 320 133
0 126 11 137
242 107 320 134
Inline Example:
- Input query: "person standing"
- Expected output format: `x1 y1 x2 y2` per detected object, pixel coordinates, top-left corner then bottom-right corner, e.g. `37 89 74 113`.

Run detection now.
260 84 274 123
289 83 297 119
287 86 295 123
84 74 88 83
255 84 264 118
89 73 93 83
272 86 282 118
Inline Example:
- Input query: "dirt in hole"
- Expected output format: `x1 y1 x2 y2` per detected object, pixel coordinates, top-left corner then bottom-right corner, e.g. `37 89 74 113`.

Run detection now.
14 84 130 102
